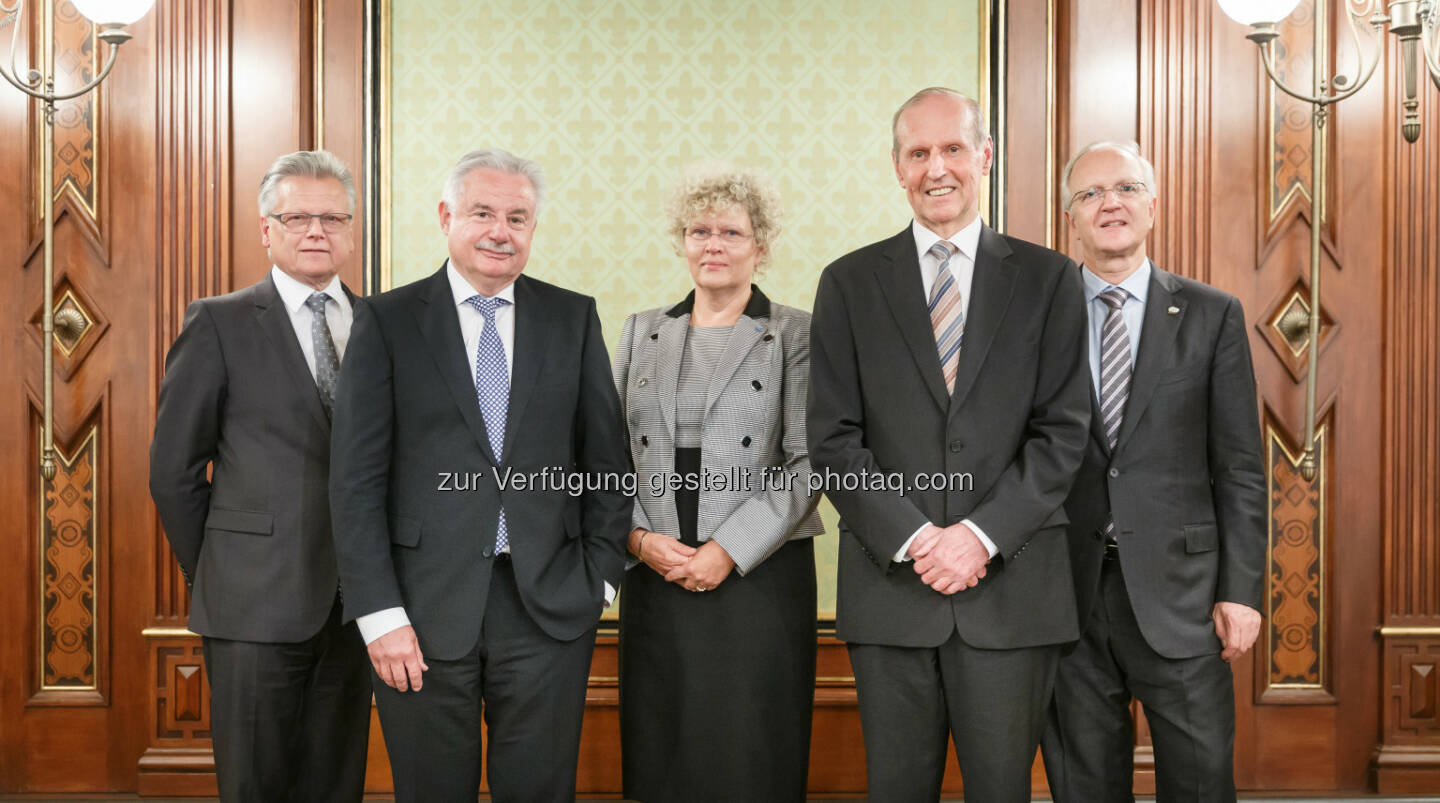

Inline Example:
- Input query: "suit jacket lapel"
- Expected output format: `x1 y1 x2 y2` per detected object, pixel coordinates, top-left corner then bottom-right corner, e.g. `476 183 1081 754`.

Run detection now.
254 276 331 433
703 315 766 417
501 276 551 463
950 225 1016 411
876 229 950 411
413 266 498 464
1114 266 1184 454
650 313 687 443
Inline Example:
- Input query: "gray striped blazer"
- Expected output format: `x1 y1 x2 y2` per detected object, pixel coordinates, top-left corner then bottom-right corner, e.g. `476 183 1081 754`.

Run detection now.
613 286 823 574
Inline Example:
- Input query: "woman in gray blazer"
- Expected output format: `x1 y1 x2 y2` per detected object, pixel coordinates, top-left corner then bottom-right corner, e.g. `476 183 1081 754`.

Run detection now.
613 164 822 802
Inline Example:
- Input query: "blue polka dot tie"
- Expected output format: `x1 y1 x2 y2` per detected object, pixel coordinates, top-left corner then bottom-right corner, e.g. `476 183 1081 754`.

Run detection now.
466 295 511 552
304 292 340 417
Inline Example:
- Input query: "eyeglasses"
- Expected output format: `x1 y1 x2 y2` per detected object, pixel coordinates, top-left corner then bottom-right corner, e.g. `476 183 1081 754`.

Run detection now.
1069 182 1148 208
686 226 754 245
268 212 354 233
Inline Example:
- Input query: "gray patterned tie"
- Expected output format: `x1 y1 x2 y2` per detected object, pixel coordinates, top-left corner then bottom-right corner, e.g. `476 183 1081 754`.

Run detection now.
466 295 511 553
1098 287 1131 547
305 292 341 417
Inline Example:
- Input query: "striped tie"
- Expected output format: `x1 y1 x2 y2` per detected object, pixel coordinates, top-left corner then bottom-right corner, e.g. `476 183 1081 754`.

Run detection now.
927 241 964 394
1098 287 1131 547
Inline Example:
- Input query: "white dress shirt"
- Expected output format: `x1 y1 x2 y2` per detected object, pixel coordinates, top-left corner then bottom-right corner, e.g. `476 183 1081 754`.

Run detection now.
893 216 999 562
356 262 612 646
269 266 353 375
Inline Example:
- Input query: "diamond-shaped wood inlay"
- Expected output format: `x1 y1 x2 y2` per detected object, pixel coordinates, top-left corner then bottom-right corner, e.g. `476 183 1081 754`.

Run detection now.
1257 280 1337 383
28 276 109 380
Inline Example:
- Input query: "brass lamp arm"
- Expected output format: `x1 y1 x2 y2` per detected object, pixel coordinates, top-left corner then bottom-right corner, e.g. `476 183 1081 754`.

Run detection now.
1256 19 1382 108
0 32 122 102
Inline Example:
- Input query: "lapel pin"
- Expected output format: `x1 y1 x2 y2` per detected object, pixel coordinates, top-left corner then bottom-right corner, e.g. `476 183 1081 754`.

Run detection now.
1167 306 1180 315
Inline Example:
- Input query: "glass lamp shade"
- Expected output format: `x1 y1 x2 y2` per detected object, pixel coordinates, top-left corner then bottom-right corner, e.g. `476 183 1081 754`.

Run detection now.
1216 0 1304 25
71 0 156 26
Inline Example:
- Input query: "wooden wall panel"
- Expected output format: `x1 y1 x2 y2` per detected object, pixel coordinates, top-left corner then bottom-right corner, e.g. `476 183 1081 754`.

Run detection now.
1376 35 1440 792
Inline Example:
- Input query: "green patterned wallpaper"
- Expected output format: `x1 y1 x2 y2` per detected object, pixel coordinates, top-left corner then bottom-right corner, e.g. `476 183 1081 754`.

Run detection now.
388 0 988 616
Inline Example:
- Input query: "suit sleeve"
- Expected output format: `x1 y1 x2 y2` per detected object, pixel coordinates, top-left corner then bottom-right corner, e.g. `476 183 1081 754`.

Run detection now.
965 260 1091 558
577 298 634 589
149 300 226 582
1207 296 1267 610
611 312 653 535
808 268 931 564
329 299 405 622
710 319 822 574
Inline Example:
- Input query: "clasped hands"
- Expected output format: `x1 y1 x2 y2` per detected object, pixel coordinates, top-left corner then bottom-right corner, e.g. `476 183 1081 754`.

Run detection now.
908 522 989 595
630 528 734 592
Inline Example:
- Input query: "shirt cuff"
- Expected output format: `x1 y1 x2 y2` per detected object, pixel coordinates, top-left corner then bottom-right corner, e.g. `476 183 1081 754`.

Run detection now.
894 524 929 563
603 581 617 608
964 518 1000 558
356 606 410 645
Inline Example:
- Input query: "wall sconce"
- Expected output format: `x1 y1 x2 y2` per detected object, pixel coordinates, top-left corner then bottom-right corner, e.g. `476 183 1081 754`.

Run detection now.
1218 0 1439 479
0 0 154 479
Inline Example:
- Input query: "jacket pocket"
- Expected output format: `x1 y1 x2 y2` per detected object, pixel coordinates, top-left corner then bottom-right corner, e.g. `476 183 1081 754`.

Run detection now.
1183 523 1219 553
389 515 421 548
204 507 273 535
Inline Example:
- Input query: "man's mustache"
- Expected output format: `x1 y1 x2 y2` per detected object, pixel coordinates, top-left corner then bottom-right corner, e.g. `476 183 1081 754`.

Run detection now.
477 239 516 254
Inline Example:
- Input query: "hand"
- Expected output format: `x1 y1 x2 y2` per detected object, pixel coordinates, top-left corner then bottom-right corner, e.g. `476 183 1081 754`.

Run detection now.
1212 601 1261 662
665 540 736 592
367 625 429 692
911 523 989 595
632 528 697 577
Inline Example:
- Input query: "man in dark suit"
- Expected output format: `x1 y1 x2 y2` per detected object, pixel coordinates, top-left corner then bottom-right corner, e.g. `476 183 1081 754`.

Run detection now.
807 87 1091 801
1039 141 1266 802
329 148 632 802
149 150 370 802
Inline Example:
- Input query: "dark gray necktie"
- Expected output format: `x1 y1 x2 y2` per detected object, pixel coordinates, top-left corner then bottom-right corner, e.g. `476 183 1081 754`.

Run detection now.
1098 287 1131 547
304 292 340 416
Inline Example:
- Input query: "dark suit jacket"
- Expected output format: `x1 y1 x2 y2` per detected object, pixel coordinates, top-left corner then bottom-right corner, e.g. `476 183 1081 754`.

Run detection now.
329 266 632 661
1064 264 1266 660
149 274 354 643
808 224 1091 649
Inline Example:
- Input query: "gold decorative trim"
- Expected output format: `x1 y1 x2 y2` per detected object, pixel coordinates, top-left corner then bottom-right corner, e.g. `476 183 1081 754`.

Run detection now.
1267 0 1327 225
141 627 198 638
1379 627 1440 637
377 0 391 292
984 0 1001 232
38 425 100 692
1045 0 1056 248
313 0 325 151
1264 419 1327 693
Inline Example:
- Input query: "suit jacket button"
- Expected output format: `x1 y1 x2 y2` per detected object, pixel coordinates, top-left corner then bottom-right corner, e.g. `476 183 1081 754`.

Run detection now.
742 436 752 447
650 332 659 340
637 378 648 387
1108 467 1120 478
762 334 774 341
949 440 962 452
752 380 762 391
483 546 494 558
640 435 649 447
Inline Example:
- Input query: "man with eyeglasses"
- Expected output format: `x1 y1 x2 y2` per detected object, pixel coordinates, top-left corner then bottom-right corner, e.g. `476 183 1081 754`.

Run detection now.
328 148 632 801
1040 141 1266 802
149 150 370 802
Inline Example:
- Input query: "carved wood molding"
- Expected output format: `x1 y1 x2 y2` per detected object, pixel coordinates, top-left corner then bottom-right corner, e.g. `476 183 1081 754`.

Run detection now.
151 0 232 622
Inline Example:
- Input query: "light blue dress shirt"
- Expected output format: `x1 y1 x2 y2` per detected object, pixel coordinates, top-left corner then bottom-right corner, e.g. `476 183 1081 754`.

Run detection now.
1081 260 1151 401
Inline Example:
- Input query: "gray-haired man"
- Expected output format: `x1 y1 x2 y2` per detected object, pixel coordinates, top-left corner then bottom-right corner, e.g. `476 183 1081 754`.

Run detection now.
329 148 632 801
150 150 370 801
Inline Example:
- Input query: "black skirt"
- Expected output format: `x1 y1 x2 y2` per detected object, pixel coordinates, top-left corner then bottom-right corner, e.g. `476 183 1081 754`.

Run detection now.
620 448 818 803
